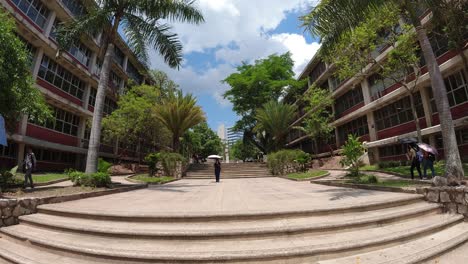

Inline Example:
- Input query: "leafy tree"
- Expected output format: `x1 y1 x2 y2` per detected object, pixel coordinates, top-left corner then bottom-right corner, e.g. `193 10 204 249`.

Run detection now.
223 52 307 152
301 0 465 181
230 140 259 162
102 84 172 159
181 122 223 159
294 86 334 154
57 0 204 173
340 134 365 177
154 91 205 152
149 70 179 98
254 101 297 152
0 10 51 132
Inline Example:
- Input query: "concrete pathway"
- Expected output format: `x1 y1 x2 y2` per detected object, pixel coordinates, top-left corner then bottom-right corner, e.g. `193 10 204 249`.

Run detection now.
33 175 137 190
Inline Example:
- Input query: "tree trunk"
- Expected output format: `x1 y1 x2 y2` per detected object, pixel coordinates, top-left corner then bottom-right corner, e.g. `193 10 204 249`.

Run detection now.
173 135 180 153
85 15 121 173
408 92 422 143
415 26 464 181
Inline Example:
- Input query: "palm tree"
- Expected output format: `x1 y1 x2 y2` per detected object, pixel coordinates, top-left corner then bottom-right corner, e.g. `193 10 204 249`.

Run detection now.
254 101 297 152
154 91 205 152
57 0 204 173
301 0 464 181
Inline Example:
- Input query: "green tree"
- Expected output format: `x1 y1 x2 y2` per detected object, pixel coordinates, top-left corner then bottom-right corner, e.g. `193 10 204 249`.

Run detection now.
154 91 205 152
0 10 51 132
223 52 307 152
340 134 366 177
102 84 172 160
57 0 204 173
148 70 179 98
301 0 465 181
254 101 297 153
181 122 223 159
230 140 259 162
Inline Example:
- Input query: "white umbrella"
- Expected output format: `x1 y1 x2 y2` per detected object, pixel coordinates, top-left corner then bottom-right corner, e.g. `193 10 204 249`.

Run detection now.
207 155 222 159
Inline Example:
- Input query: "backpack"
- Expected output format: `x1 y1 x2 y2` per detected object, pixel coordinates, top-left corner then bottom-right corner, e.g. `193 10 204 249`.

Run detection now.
416 151 423 162
428 153 436 162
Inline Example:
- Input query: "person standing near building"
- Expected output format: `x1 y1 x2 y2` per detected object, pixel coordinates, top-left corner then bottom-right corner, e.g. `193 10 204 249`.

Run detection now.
214 159 221 183
423 150 436 180
406 145 422 180
23 147 36 189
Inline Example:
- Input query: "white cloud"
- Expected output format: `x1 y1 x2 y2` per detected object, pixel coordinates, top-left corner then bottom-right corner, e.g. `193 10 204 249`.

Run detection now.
149 0 321 106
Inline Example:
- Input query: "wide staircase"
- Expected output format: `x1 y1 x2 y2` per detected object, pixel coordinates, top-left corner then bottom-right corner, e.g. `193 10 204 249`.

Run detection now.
0 195 468 263
185 162 273 179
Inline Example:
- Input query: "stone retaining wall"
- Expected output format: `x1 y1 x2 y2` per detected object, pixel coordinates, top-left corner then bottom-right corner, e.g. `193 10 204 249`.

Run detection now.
418 187 468 217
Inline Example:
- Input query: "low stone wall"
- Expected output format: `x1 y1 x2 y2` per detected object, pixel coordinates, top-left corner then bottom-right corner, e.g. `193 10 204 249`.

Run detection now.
418 187 468 217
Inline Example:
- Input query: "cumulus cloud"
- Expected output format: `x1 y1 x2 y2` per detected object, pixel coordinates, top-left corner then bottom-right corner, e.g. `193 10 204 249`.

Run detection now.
149 0 321 107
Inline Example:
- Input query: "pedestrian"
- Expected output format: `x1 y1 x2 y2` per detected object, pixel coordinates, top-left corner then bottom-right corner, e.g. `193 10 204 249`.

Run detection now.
406 144 422 180
23 147 36 189
422 150 436 180
214 159 221 183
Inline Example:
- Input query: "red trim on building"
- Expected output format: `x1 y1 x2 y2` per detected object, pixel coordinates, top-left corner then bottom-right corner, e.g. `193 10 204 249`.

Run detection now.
5 0 44 33
336 102 365 119
64 51 90 71
36 78 83 106
88 105 94 112
377 118 428 140
26 124 79 147
431 102 468 126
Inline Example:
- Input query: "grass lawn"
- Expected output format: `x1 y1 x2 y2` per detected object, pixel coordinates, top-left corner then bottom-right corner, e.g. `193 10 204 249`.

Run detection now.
131 175 175 184
346 174 425 188
14 173 68 183
287 170 328 180
361 162 468 178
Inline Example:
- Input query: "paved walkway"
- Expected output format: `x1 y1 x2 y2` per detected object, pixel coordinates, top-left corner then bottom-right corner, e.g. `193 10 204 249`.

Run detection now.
34 175 137 190
42 177 419 216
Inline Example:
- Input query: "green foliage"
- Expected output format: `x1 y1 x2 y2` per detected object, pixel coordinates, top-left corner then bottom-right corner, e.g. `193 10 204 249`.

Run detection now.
0 166 20 190
144 153 161 176
267 149 308 175
340 134 365 177
68 171 111 188
102 84 172 153
132 175 174 184
97 158 112 174
154 90 205 152
287 170 328 180
295 152 311 172
230 140 259 161
254 101 297 152
181 121 223 159
159 152 187 177
223 53 307 151
356 174 379 184
378 160 410 168
0 10 51 131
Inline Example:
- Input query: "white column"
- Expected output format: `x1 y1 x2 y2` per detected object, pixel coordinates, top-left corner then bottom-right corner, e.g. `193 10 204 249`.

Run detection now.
77 116 87 148
31 48 44 79
361 78 372 105
82 84 91 110
419 86 433 127
43 11 56 38
122 55 128 72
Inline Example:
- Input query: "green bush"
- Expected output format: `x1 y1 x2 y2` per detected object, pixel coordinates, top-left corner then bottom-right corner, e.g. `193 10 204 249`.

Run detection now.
0 166 20 190
144 153 161 176
357 174 379 184
67 170 111 188
159 152 187 177
98 158 112 174
378 160 410 168
267 149 308 175
340 134 365 177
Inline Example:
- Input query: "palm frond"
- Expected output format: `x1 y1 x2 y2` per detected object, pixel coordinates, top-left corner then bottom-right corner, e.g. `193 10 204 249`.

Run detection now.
137 0 205 24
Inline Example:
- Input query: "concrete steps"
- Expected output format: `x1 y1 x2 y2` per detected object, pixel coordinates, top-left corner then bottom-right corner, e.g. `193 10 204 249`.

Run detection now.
185 163 272 179
423 238 468 264
0 195 467 263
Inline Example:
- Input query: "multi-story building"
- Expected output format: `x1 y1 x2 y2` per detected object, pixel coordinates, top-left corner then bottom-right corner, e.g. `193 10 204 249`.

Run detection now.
227 127 243 147
287 10 468 164
0 0 151 171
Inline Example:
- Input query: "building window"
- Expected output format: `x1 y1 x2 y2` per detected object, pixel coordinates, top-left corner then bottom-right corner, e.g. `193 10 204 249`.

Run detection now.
109 71 122 92
88 88 97 107
379 144 406 158
31 147 77 163
374 93 425 131
368 73 396 100
31 106 80 136
309 61 326 85
49 18 60 40
11 0 50 29
17 35 37 65
37 55 85 100
93 59 102 77
427 70 468 112
61 0 86 17
103 97 117 115
114 46 125 67
337 115 369 143
0 142 18 158
457 129 468 145
68 40 92 67
335 85 364 117
330 75 344 91
126 62 142 84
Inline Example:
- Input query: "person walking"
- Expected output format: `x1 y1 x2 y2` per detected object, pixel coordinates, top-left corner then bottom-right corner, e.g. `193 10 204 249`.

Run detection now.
406 145 422 180
214 159 221 183
23 147 36 189
422 149 436 180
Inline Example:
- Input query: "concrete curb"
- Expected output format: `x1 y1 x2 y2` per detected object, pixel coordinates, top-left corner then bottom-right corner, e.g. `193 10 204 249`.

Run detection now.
125 174 180 185
311 180 417 194
279 172 330 182
362 170 430 184
34 178 69 187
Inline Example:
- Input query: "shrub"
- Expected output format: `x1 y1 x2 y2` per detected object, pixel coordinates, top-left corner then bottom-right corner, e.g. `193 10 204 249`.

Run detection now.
0 166 19 190
357 174 379 184
267 149 308 175
340 134 365 177
98 158 112 174
159 152 187 177
68 170 111 188
144 153 161 176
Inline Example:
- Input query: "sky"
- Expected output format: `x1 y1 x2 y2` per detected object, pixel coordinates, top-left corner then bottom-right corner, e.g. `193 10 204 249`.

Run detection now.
149 0 321 132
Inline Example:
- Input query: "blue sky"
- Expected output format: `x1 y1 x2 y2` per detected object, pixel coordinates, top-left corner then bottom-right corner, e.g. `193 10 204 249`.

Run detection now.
149 0 321 132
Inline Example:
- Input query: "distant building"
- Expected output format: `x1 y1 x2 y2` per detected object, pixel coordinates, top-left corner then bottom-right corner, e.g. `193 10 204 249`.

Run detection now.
227 127 243 146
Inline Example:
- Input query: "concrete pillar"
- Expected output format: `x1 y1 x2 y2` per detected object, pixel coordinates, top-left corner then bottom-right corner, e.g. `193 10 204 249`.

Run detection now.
43 11 57 38
82 84 91 109
123 55 128 72
16 115 29 171
361 78 372 105
334 127 341 147
89 52 98 75
32 49 44 79
419 86 433 127
16 143 25 170
18 115 28 136
77 117 87 148
367 111 378 142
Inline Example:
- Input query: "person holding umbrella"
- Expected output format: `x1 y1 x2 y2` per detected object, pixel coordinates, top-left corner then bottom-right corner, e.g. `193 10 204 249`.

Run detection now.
207 155 222 183
406 144 422 180
418 143 438 180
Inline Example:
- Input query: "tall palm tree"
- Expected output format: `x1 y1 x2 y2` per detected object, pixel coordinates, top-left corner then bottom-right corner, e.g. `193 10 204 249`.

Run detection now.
154 91 205 152
58 0 204 173
254 101 297 152
301 0 464 181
